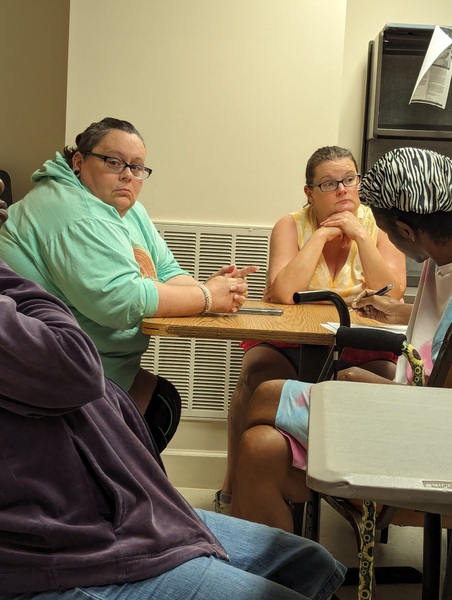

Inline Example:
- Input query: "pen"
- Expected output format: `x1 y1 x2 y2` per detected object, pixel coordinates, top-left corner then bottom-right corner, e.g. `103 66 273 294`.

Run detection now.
370 283 394 297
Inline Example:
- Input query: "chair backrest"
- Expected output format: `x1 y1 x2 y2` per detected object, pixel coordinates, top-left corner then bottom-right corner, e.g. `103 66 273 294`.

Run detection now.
428 321 452 389
0 170 13 206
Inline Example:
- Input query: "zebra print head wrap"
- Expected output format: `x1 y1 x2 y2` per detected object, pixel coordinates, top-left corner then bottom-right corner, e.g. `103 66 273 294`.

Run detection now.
360 147 452 213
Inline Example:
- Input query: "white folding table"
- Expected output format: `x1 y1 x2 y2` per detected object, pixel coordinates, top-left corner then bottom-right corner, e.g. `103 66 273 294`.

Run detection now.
307 380 452 599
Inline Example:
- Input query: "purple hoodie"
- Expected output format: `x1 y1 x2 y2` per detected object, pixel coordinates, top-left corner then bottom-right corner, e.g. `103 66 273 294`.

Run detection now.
0 261 226 593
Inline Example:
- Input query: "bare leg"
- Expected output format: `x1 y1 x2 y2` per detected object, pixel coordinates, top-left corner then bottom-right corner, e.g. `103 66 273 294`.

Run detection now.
232 425 310 531
359 359 396 379
128 367 158 414
221 347 297 496
128 368 182 452
232 380 310 532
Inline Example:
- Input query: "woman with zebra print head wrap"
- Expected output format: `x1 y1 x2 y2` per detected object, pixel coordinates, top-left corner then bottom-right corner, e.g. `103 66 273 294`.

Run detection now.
359 146 452 261
350 146 452 383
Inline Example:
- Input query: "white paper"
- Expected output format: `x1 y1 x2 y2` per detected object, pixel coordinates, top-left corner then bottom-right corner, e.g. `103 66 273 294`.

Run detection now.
410 26 452 109
322 322 408 334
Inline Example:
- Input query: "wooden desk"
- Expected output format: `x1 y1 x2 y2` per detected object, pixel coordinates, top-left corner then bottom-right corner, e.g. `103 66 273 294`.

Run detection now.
142 300 385 382
142 300 339 346
143 300 341 381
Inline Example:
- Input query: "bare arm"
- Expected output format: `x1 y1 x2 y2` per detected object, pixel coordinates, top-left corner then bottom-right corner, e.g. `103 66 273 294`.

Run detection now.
152 276 242 316
358 228 406 300
320 211 406 300
152 265 259 317
266 215 342 303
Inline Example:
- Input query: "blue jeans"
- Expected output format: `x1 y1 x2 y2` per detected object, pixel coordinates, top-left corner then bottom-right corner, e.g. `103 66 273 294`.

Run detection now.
1 510 345 600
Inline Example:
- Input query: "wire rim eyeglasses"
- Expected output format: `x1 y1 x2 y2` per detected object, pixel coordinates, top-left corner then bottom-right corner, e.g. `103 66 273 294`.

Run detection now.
84 151 152 180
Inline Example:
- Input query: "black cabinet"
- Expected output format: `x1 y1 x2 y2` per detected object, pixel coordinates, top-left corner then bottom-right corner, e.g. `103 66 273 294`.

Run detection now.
362 23 452 173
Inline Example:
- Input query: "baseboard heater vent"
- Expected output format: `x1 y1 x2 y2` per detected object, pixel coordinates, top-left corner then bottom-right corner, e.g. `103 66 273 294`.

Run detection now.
141 221 271 419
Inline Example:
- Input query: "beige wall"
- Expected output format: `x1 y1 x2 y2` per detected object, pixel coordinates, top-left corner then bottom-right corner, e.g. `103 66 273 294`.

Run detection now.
3 1 451 220
67 0 347 226
0 0 69 201
66 0 452 227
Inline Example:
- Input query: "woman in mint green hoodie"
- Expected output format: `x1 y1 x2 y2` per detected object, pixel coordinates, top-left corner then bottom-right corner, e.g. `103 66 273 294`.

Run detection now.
0 117 255 451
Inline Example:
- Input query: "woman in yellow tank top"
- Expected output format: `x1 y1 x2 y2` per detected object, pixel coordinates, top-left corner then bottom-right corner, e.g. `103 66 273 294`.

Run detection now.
214 146 406 515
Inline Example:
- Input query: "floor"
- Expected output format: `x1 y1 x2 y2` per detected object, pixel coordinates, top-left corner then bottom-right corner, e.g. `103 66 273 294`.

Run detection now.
177 487 448 600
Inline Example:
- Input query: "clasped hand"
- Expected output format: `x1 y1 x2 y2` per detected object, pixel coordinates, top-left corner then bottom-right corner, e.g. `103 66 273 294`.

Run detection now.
206 264 259 313
320 211 366 248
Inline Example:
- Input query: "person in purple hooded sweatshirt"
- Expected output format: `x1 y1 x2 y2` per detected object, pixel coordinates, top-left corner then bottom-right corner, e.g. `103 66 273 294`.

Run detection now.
0 181 344 600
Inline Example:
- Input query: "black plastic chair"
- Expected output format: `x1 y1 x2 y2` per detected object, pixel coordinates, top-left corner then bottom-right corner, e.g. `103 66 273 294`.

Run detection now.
0 170 13 206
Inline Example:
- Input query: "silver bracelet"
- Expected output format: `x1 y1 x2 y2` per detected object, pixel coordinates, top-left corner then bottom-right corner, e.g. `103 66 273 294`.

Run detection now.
198 283 213 314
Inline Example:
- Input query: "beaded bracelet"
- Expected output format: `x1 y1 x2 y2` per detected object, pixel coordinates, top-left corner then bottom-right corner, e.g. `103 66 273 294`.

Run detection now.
198 283 213 315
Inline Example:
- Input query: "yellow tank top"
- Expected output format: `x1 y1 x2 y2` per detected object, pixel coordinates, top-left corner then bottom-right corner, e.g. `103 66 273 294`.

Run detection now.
291 204 378 306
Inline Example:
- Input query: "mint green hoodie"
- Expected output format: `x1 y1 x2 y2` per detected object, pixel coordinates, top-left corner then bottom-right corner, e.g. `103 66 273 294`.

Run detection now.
0 153 188 389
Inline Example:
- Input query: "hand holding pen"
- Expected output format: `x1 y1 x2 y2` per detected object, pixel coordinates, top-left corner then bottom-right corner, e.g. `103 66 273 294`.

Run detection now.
349 283 394 312
350 283 404 323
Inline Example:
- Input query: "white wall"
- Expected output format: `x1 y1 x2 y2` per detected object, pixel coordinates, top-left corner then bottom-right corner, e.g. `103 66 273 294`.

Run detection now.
67 0 347 226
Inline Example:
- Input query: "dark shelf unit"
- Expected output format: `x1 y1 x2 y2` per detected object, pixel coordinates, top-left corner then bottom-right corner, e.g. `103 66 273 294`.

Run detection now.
361 23 452 288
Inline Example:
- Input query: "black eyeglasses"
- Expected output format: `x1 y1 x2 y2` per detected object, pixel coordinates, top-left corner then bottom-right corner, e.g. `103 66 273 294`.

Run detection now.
85 151 152 180
308 174 361 193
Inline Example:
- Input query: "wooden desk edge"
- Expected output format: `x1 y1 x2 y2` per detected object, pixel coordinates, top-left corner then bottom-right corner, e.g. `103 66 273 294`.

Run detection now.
141 319 335 345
